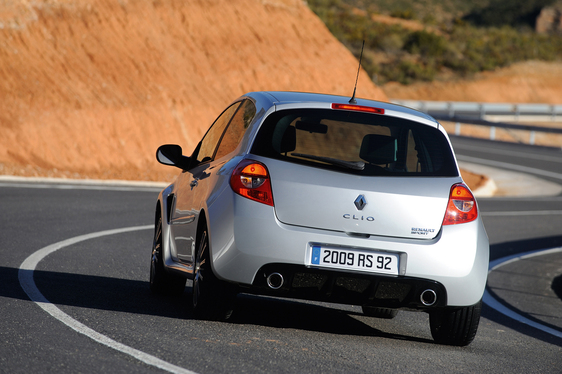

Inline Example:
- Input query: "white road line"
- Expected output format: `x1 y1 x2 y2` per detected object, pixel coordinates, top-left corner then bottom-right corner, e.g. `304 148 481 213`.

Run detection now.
0 182 162 192
457 155 562 181
18 226 198 374
483 247 562 340
0 182 163 192
0 176 167 191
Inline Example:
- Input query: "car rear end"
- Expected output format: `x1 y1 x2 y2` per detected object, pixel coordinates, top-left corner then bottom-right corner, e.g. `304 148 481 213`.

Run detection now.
208 92 489 312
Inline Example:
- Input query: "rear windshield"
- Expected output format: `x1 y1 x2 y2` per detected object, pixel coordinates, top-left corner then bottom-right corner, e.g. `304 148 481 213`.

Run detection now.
251 108 458 177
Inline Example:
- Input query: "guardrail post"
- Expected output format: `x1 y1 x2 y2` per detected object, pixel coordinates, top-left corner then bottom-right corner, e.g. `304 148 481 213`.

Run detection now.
552 105 556 122
530 131 536 145
514 104 520 121
455 122 461 136
490 126 496 140
479 104 485 119
448 102 454 118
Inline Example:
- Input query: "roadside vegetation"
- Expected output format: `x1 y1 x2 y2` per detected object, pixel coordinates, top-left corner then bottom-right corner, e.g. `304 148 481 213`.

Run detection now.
307 0 562 84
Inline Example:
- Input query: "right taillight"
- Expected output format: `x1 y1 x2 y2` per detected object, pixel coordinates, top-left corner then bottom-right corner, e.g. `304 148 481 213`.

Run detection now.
442 183 478 225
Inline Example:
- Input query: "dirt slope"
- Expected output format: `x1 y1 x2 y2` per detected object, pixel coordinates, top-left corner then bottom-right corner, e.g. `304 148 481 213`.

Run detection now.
0 0 386 182
383 60 562 104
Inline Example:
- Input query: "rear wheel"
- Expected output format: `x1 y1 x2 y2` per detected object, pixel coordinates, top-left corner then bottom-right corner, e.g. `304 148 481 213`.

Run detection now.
150 215 186 296
362 306 399 319
192 227 236 320
429 299 482 346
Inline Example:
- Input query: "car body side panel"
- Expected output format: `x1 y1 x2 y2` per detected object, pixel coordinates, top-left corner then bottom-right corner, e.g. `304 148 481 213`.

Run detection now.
158 185 195 277
169 171 198 263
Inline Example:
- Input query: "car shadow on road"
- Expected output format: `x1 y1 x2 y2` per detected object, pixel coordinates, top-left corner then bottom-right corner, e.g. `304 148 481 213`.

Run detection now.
8 267 433 345
12 267 189 319
228 293 433 344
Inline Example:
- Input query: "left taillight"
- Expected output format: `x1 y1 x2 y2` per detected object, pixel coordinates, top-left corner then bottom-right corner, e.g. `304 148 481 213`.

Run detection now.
442 183 478 225
230 159 274 206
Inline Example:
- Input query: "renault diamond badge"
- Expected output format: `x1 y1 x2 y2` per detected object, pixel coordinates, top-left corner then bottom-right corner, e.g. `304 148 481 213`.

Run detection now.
354 195 367 211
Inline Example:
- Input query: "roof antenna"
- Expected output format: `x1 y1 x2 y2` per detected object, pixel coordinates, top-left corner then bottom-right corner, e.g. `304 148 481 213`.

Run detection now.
349 40 365 104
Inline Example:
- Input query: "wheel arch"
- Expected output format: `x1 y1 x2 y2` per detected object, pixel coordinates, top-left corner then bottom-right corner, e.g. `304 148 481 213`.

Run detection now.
154 200 162 224
195 208 220 276
195 209 209 247
155 185 175 226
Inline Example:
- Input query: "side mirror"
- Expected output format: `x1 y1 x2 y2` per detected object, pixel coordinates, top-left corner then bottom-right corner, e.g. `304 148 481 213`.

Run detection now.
156 144 191 170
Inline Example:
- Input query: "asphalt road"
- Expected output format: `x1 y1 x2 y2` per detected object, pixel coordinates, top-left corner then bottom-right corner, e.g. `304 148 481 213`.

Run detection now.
1 136 562 373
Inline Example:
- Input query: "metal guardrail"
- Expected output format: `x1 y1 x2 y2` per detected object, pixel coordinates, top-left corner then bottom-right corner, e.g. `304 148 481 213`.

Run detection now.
391 100 562 145
391 100 562 121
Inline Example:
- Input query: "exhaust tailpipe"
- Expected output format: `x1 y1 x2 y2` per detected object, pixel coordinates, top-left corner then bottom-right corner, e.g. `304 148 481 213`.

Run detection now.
266 273 284 290
420 289 437 306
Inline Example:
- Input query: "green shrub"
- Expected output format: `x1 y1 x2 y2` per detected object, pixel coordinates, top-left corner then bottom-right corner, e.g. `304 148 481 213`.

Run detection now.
390 9 416 20
403 31 448 58
306 0 562 85
380 60 437 84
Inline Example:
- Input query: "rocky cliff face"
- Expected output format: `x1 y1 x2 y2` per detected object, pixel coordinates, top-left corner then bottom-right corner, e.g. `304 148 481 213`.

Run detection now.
0 0 386 181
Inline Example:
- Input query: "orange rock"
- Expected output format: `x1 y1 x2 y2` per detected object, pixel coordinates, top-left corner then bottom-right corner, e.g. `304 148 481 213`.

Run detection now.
0 0 386 182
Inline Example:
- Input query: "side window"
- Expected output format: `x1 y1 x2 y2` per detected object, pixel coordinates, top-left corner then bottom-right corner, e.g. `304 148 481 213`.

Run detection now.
214 99 256 160
197 102 242 163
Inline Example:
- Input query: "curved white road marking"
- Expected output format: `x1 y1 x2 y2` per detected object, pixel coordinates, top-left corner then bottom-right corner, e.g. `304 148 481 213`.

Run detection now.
454 143 562 164
483 247 562 339
457 155 562 181
18 226 198 374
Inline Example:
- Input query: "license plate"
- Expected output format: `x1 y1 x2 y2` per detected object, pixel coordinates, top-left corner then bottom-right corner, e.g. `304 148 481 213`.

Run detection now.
310 245 399 275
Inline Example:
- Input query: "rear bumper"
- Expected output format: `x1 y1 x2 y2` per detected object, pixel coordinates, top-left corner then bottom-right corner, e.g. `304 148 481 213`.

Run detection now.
208 192 489 308
246 263 448 310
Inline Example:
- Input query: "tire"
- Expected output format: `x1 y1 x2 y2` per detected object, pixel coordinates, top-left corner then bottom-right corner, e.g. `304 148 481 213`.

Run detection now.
362 306 399 319
192 227 236 321
150 215 186 296
429 299 482 346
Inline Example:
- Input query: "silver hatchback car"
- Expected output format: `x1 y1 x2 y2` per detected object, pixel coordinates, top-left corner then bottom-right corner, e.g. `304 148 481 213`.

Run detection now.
150 91 489 346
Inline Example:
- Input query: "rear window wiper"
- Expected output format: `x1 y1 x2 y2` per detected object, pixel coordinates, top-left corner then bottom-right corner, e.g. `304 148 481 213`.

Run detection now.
291 153 365 171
